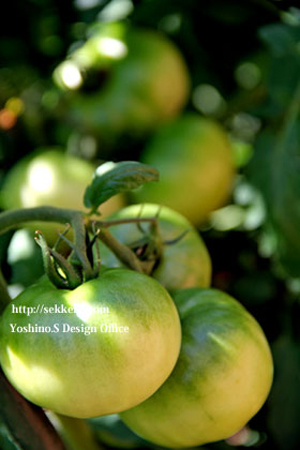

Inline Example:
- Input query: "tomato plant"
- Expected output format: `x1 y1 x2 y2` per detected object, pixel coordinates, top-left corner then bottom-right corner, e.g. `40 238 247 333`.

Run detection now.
99 203 212 292
53 21 190 140
132 114 236 225
1 149 124 245
2 1 299 448
0 268 181 419
0 155 274 448
120 287 273 448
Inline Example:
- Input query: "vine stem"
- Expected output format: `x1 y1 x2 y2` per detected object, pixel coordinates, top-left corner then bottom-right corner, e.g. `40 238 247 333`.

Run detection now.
0 206 85 239
96 217 158 228
0 267 11 313
0 369 67 450
0 206 93 279
0 206 156 294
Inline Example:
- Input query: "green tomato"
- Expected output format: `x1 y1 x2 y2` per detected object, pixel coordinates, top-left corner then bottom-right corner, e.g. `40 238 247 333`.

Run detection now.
0 269 181 418
54 22 190 137
100 203 212 292
1 149 124 245
132 114 235 225
120 288 273 448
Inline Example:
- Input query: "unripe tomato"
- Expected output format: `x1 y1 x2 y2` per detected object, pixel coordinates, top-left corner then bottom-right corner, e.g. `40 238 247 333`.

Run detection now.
0 269 181 418
53 22 190 138
100 203 212 292
132 114 235 225
120 288 273 448
1 149 124 245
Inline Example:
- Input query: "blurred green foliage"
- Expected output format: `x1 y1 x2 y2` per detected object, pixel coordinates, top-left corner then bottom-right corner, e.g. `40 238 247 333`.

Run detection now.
1 1 300 450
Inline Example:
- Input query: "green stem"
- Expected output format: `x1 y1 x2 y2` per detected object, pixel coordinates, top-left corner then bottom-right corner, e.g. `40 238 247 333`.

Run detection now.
0 267 11 314
0 206 86 242
0 206 93 278
98 229 144 273
0 206 149 281
0 206 81 234
97 217 158 228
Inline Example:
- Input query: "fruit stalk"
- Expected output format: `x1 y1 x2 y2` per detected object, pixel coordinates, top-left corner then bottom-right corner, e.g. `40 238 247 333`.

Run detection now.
0 206 86 247
95 216 158 228
0 206 150 287
97 228 144 273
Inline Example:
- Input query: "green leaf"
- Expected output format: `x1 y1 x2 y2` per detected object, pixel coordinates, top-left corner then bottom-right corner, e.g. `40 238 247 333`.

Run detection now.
259 23 300 57
248 85 300 276
258 23 300 115
270 108 300 276
84 161 159 213
0 423 20 450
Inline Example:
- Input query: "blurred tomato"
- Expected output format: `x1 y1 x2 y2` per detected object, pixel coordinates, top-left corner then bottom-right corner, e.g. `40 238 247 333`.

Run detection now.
53 22 190 139
133 114 235 225
1 149 124 245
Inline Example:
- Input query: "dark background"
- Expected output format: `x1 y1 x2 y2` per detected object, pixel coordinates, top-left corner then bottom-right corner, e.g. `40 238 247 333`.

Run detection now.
1 1 300 449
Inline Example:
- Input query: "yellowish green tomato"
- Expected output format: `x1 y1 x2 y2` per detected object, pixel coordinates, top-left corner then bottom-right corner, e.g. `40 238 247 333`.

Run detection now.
99 203 212 292
132 114 235 225
120 288 273 448
0 269 181 418
1 149 124 245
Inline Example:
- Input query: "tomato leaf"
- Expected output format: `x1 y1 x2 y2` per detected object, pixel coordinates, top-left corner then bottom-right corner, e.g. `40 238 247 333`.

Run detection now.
269 106 300 276
258 23 300 118
84 161 159 213
259 23 300 57
248 85 300 276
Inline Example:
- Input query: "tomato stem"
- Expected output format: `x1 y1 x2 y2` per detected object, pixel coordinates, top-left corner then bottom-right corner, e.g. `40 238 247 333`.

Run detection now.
0 206 148 286
98 228 144 273
0 206 93 288
0 268 11 313
0 206 84 235
97 217 158 228
93 215 164 276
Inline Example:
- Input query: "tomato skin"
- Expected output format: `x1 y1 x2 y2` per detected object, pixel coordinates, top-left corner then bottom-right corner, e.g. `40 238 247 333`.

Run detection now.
120 288 273 448
0 269 181 419
100 203 212 292
1 149 124 244
132 114 235 225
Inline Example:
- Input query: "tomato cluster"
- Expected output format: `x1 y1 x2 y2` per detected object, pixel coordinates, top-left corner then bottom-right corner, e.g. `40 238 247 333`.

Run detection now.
0 196 273 448
0 19 274 450
99 204 273 447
